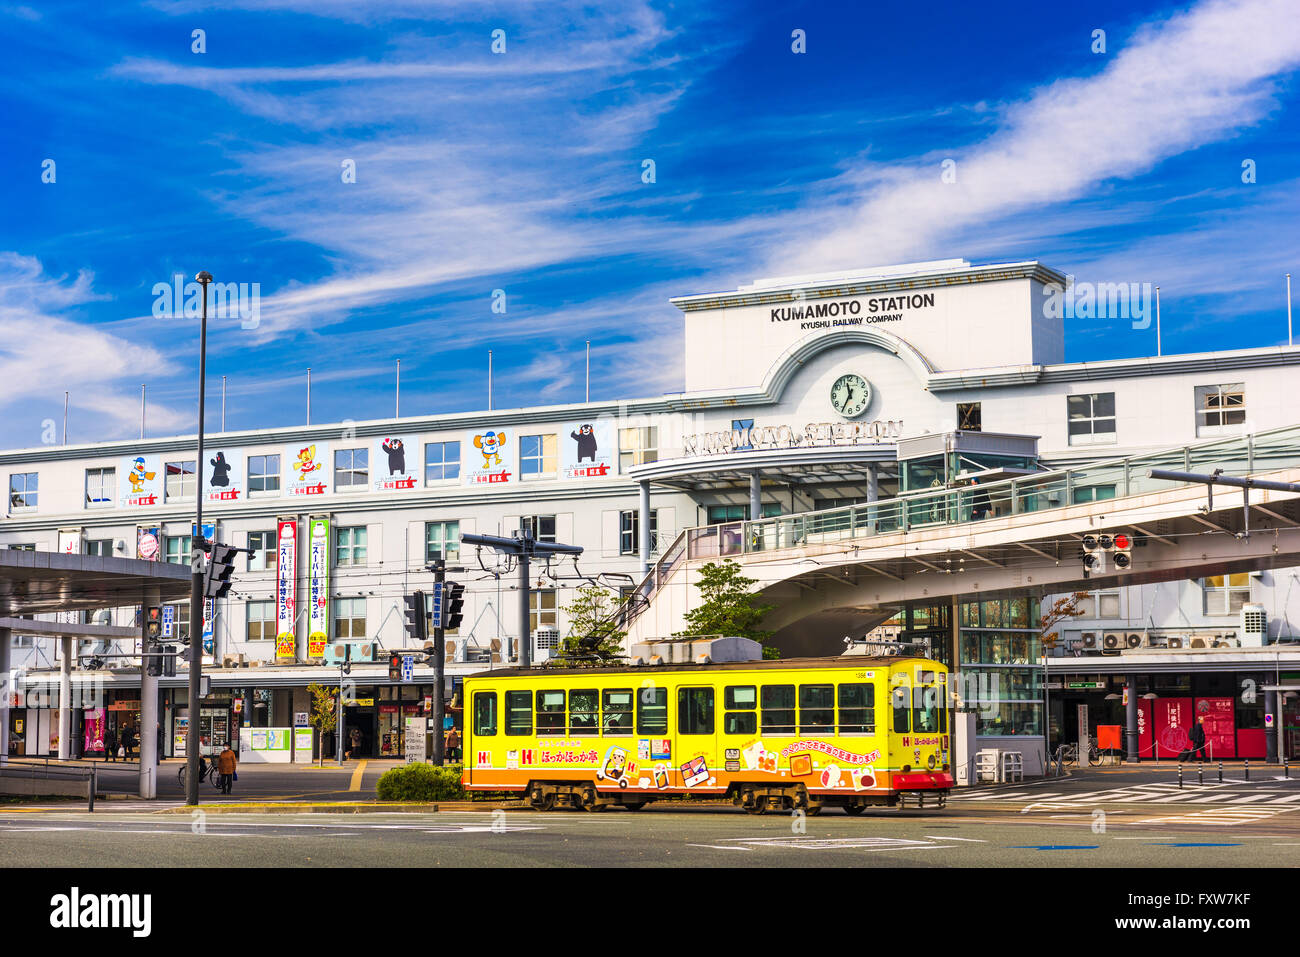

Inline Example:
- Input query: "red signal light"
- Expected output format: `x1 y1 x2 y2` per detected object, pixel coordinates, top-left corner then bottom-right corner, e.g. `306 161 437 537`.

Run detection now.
1113 533 1131 550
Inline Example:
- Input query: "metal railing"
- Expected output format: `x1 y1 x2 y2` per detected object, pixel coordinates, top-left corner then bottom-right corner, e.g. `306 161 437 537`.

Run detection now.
624 423 1300 624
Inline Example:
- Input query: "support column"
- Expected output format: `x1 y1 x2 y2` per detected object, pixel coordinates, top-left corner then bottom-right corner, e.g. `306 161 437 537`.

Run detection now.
139 585 161 799
866 464 879 533
1266 688 1279 764
58 636 72 761
518 550 532 669
638 480 652 577
0 617 10 765
749 473 761 523
1126 675 1139 763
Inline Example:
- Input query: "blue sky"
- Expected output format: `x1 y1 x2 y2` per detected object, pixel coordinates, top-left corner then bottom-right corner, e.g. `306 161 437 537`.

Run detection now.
1 0 1297 449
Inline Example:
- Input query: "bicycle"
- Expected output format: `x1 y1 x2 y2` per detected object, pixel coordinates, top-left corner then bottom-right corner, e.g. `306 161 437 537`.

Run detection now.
177 760 224 791
1056 743 1104 768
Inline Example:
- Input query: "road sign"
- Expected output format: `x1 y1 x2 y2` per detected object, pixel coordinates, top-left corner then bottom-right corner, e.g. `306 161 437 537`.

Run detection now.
1066 681 1105 689
401 654 414 682
428 581 444 630
1266 713 1275 728
162 605 175 638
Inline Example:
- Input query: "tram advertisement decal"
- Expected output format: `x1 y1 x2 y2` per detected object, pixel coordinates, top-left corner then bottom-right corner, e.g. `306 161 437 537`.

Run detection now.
778 740 881 765
307 517 329 658
276 519 298 659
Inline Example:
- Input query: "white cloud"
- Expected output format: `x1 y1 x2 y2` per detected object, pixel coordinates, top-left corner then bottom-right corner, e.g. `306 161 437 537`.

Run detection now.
773 0 1300 275
0 253 186 438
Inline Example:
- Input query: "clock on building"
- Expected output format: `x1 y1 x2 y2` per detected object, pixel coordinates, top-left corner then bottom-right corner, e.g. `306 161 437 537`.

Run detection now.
830 373 872 418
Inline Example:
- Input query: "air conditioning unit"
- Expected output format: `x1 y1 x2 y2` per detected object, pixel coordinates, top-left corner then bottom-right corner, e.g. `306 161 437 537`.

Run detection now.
1166 636 1184 649
1126 633 1144 649
1081 633 1099 651
1211 635 1239 649
1241 603 1267 647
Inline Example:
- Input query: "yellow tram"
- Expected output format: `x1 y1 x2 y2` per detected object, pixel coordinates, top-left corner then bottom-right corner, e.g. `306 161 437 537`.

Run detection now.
462 656 954 813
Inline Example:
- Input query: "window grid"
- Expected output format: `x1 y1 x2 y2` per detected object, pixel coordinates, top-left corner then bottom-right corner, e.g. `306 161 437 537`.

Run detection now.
333 597 367 639
424 441 461 483
1196 383 1246 434
164 461 196 500
246 600 276 641
248 454 280 493
335 448 369 489
619 509 658 555
247 531 276 571
85 468 114 507
1067 392 1116 446
520 434 557 478
425 521 461 562
9 472 38 510
335 526 367 566
619 427 658 471
165 535 192 565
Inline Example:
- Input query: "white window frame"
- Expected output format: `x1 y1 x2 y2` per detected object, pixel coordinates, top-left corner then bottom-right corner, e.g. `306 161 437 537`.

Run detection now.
247 531 276 571
619 427 658 471
1067 392 1116 446
424 441 461 484
530 589 557 635
246 600 276 642
1194 383 1246 437
85 467 114 508
336 526 367 566
520 434 557 480
248 454 280 495
521 515 556 543
619 509 658 555
9 472 38 512
425 521 461 562
1203 574 1250 616
333 597 367 639
164 461 196 501
335 448 368 490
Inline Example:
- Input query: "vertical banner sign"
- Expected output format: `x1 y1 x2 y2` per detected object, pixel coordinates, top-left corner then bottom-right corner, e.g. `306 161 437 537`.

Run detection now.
276 519 298 660
203 448 245 504
307 517 330 658
464 429 514 487
203 598 215 660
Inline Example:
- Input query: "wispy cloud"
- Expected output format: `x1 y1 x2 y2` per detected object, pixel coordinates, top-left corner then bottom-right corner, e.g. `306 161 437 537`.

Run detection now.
773 0 1300 275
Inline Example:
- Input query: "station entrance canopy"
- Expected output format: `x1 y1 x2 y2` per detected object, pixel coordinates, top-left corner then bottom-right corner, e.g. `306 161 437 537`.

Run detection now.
0 550 191 615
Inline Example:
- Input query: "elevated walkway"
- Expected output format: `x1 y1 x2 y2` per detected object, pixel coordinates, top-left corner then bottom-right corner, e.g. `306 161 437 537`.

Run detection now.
626 424 1300 649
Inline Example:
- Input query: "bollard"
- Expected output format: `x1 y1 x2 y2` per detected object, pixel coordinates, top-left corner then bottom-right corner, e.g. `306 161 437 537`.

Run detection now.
1286 758 1290 780
1218 762 1223 783
87 767 95 813
1245 759 1250 781
1198 765 1203 787
1178 764 1183 789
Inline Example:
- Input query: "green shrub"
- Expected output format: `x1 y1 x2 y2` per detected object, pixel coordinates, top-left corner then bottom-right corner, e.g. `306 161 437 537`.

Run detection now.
375 763 465 802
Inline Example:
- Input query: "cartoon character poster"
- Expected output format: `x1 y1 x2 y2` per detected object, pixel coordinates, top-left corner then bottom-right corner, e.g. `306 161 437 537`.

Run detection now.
283 442 329 497
371 434 420 492
136 527 161 561
463 430 514 487
119 454 163 507
560 419 615 480
276 519 298 660
203 448 245 504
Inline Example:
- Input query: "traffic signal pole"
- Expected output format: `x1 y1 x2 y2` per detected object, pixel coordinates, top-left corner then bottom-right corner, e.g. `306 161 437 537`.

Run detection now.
186 271 211 807
432 560 446 766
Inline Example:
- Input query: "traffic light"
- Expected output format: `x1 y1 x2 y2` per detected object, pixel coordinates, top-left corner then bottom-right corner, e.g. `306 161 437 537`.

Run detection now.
444 581 465 631
204 542 238 599
1081 534 1102 578
1112 531 1132 570
388 652 402 681
145 638 161 677
403 592 427 642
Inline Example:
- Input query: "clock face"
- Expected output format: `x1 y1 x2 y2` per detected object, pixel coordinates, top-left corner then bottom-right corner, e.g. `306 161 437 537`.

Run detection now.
830 374 871 418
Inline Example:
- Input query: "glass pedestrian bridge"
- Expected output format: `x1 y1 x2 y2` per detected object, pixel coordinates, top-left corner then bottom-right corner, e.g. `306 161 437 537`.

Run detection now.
626 423 1300 623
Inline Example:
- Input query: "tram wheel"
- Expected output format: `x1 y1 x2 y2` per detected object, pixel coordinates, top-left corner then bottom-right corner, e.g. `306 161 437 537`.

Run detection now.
805 805 823 817
745 796 768 815
535 792 556 812
843 804 867 816
622 801 647 811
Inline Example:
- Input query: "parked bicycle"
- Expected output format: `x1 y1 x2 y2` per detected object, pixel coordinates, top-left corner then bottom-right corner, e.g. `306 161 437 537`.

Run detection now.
177 758 223 791
1055 743 1104 768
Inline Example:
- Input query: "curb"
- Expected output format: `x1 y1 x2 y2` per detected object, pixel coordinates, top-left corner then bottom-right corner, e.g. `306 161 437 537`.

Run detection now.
157 802 444 815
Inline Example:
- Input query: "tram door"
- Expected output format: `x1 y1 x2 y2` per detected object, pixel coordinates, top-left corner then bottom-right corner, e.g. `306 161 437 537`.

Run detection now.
676 686 717 789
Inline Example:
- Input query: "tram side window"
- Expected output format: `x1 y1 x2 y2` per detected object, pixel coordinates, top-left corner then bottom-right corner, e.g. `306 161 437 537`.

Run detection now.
603 689 633 735
838 683 875 735
637 687 668 734
891 685 910 733
569 689 599 736
724 685 757 735
536 690 566 734
799 684 835 734
505 690 532 736
474 692 498 736
761 685 796 735
678 687 714 735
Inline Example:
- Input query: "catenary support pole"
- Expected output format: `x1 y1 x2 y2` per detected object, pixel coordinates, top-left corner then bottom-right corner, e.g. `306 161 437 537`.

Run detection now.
432 559 446 766
518 546 531 669
0 614 9 765
638 480 652 577
749 473 761 525
1125 675 1138 763
141 583 161 799
140 385 146 439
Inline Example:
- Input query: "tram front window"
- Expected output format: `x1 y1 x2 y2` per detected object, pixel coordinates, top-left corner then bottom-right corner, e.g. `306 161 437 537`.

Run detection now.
913 685 940 733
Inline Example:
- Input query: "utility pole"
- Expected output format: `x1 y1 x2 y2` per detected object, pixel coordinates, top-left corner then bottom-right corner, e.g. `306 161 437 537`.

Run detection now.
461 529 583 668
186 271 212 807
396 358 401 418
337 645 350 767
221 375 226 432
140 385 146 439
430 557 446 766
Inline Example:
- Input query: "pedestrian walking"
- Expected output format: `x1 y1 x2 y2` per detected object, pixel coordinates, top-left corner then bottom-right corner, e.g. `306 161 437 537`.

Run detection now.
216 742 238 795
120 724 135 761
104 726 117 762
1188 716 1208 762
445 726 461 763
156 722 164 764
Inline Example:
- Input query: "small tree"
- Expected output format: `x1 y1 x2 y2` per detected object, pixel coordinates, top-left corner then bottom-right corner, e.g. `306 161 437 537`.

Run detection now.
308 682 338 768
1039 592 1089 753
674 560 775 652
558 584 627 662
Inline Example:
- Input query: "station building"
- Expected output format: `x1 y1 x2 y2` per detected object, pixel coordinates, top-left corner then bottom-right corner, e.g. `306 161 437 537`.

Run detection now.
4 258 1299 765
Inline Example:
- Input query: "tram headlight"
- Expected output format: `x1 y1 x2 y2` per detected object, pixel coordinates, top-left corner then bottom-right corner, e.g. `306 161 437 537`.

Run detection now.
927 754 937 770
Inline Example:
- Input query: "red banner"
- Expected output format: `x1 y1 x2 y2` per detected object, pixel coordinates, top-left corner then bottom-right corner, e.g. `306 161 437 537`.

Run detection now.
1153 697 1193 758
1137 698 1152 758
1194 697 1236 759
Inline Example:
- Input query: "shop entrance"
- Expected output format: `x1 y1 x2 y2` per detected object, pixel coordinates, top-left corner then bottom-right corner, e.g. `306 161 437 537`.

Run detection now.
343 708 377 759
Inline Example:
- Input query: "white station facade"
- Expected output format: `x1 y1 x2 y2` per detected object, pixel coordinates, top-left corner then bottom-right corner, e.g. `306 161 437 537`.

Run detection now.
4 258 1300 765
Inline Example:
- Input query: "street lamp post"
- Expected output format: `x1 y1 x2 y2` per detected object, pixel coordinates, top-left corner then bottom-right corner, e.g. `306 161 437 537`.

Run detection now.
186 270 212 806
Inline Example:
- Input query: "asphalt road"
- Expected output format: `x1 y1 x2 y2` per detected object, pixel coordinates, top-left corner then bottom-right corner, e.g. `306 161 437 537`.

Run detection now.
4 765 1300 866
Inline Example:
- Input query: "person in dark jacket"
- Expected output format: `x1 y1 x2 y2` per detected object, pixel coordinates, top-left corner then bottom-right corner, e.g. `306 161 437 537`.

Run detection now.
120 724 136 761
104 727 117 762
1188 717 1208 762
